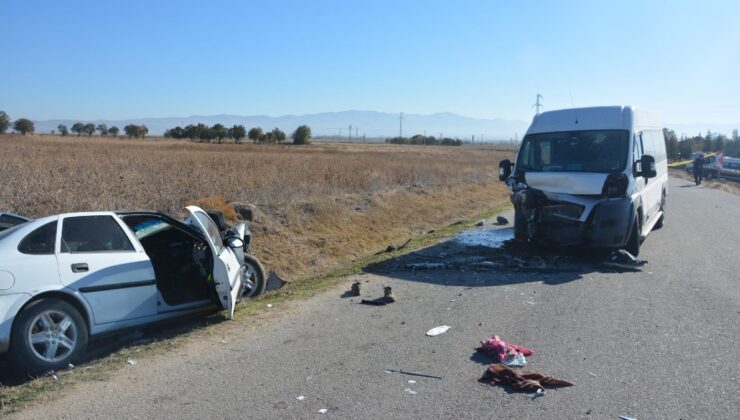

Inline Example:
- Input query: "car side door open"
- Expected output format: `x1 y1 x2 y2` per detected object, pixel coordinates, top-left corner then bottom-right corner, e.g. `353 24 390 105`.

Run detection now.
184 206 241 319
56 214 157 325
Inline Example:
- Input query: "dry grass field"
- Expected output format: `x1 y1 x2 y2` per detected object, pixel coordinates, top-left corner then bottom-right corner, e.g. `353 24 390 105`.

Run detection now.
1 134 513 280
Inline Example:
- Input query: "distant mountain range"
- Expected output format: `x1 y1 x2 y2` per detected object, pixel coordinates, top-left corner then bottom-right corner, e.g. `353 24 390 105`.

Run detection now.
33 111 530 140
31 111 738 140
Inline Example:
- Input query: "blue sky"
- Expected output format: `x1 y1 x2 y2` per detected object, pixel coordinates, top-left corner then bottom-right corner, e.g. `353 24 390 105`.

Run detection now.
1 0 739 124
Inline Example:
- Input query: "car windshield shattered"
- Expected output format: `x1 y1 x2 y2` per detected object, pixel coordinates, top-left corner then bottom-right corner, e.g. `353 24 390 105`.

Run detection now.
516 130 629 173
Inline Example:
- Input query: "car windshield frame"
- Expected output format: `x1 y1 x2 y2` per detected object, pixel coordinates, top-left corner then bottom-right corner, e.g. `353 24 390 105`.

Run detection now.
516 129 630 174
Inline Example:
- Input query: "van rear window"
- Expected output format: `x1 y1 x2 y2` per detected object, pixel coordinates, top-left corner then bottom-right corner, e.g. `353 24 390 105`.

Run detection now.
517 130 629 174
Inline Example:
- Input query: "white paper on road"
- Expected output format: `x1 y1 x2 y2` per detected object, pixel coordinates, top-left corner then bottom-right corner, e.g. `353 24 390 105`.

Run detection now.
426 325 451 336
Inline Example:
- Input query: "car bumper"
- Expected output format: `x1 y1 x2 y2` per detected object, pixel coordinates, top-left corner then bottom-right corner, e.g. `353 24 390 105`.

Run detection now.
0 293 32 354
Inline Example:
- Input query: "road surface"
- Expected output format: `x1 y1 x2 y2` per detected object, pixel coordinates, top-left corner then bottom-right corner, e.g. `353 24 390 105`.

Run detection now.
11 177 740 419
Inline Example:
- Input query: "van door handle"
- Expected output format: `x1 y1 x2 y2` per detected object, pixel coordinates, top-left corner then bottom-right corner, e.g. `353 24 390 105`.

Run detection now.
71 263 89 273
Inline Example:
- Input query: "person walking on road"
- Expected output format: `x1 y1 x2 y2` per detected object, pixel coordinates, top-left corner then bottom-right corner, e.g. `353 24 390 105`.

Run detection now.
693 153 705 185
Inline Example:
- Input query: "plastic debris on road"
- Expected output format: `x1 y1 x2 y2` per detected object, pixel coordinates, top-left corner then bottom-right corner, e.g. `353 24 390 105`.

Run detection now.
404 388 418 395
603 250 647 271
479 335 534 364
126 359 137 366
296 395 305 401
426 325 451 336
318 409 328 414
408 380 416 384
480 363 574 393
266 304 273 308
455 228 514 249
502 352 527 367
619 416 637 420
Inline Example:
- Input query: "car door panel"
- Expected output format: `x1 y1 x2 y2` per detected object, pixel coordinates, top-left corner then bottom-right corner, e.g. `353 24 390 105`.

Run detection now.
56 214 157 325
184 206 241 319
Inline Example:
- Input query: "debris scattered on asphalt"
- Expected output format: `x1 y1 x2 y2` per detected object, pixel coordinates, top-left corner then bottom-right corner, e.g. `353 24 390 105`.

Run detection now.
266 271 288 291
350 281 362 296
360 299 387 306
426 325 451 336
266 304 273 308
480 363 574 392
603 250 647 271
408 380 416 384
530 389 545 399
478 336 534 366
475 220 485 227
296 395 305 401
127 359 137 366
383 286 396 303
404 388 418 395
318 408 328 414
455 228 513 249
384 369 443 380
588 372 597 377
619 416 637 420
407 262 447 270
496 216 509 225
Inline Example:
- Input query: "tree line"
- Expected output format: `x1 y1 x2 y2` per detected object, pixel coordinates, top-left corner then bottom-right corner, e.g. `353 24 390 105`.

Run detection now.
386 134 463 146
164 124 312 145
663 128 740 160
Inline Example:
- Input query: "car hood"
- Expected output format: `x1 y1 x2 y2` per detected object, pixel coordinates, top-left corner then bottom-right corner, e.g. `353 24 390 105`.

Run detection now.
524 172 608 195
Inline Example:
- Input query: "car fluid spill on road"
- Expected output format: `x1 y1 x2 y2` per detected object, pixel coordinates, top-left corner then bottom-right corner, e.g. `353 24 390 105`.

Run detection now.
455 228 514 249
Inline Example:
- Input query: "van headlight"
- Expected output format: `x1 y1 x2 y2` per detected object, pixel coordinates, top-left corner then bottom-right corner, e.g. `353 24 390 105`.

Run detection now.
601 173 628 198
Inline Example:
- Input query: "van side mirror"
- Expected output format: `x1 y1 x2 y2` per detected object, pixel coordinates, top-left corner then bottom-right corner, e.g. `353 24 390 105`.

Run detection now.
499 159 513 181
639 155 657 178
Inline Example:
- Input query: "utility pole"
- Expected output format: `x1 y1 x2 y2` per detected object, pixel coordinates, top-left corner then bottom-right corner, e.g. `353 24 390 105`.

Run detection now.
363 133 366 143
349 125 352 142
472 135 475 144
355 127 358 138
399 112 404 138
534 94 543 115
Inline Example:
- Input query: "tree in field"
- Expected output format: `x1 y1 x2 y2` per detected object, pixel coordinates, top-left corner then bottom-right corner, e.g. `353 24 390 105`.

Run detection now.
228 125 247 143
83 123 96 137
164 126 185 139
272 127 287 143
663 128 679 160
0 111 10 134
201 127 216 142
292 125 312 145
13 118 35 135
212 123 228 143
57 124 69 136
248 127 263 143
140 125 149 138
260 131 274 143
71 122 85 136
96 123 108 136
108 126 119 137
124 124 141 138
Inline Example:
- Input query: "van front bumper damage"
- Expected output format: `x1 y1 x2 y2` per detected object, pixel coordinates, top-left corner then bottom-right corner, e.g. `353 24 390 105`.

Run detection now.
511 187 634 249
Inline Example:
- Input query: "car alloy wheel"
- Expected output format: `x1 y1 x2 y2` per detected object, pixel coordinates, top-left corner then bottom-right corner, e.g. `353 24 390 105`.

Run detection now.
27 309 78 363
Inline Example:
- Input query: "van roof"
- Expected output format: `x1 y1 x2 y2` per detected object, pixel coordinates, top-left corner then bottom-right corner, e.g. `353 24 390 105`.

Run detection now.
526 106 661 135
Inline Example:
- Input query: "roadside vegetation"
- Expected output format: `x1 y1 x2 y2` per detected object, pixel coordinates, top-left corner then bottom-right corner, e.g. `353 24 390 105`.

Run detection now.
664 128 740 160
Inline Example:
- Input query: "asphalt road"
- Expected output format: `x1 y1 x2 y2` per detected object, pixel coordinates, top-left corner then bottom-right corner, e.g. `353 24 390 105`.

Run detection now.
12 177 740 419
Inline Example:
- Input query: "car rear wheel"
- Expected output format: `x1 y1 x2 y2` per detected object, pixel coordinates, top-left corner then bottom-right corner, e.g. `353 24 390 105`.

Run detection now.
9 298 88 375
240 254 267 299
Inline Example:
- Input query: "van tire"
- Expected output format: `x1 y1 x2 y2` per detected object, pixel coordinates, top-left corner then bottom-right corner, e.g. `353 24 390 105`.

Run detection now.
9 298 88 376
513 210 526 242
626 215 640 257
654 192 666 229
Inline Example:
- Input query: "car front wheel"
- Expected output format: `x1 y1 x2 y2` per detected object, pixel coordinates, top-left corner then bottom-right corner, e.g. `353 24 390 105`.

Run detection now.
9 298 88 375
240 254 267 299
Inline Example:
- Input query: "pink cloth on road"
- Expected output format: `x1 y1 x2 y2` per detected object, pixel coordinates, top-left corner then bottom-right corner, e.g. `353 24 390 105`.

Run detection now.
479 336 534 362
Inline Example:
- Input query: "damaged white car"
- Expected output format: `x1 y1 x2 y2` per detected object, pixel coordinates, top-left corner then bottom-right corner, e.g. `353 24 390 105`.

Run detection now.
0 206 265 374
499 106 668 256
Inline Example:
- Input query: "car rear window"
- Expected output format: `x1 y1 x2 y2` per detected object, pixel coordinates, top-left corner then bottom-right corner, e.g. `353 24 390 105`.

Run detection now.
18 221 57 255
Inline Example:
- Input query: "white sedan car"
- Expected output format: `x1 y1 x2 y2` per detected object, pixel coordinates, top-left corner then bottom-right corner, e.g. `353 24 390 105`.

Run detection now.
0 206 265 375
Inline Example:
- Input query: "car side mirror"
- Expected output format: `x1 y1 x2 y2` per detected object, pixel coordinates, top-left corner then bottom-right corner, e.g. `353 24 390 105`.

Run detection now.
499 159 513 181
225 237 244 249
639 155 657 178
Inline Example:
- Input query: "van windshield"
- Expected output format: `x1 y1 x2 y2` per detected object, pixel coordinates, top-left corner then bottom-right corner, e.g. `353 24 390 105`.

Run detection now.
516 130 629 174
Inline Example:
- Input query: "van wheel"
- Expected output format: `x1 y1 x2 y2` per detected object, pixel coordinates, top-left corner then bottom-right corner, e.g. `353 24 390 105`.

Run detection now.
654 193 666 229
513 210 526 242
9 298 88 376
626 215 640 257
240 254 267 299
